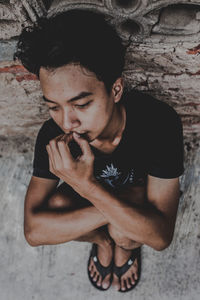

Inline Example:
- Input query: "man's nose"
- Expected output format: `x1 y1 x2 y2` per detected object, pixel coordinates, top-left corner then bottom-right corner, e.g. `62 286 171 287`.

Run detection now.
62 110 80 131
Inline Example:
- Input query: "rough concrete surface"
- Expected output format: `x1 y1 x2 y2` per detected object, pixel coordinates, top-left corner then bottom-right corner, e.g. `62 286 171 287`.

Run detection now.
0 1 200 299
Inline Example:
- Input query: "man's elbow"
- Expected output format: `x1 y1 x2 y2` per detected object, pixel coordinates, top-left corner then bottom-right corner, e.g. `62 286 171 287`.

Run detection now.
154 240 171 251
24 221 42 247
24 228 40 247
152 217 176 251
154 234 173 251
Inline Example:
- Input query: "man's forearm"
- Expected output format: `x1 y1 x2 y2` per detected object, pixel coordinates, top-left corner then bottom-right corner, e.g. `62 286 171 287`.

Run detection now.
27 205 107 246
25 181 108 246
26 181 168 250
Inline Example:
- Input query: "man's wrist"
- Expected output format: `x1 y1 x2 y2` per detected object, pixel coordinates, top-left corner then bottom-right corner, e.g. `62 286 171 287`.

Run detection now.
79 178 102 199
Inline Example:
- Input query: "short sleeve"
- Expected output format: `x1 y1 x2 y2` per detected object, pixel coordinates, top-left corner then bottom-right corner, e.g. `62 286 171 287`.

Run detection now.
147 103 184 179
32 120 60 180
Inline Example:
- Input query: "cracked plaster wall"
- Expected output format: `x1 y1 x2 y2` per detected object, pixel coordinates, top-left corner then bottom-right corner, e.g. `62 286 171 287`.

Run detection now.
0 1 200 149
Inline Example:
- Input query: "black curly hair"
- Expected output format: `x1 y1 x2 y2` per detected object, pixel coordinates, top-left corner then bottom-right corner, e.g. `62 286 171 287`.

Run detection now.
14 9 126 93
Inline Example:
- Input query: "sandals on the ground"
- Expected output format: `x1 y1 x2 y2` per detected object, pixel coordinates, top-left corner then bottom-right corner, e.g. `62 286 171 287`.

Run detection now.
113 246 141 293
87 243 113 291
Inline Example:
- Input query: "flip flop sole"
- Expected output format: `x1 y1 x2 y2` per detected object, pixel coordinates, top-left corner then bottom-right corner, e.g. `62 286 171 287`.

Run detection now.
113 246 141 293
87 243 113 291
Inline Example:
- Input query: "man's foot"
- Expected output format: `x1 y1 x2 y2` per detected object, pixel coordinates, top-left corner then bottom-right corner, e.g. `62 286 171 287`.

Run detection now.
88 240 114 290
112 244 141 292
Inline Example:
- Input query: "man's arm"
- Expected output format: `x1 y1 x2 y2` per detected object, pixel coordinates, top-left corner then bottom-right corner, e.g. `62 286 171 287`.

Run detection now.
25 174 180 250
43 131 181 251
24 176 107 246
81 175 180 251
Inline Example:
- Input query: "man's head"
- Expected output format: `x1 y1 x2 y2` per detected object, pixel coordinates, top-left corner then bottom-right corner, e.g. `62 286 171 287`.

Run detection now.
39 63 123 141
14 9 126 94
14 10 126 142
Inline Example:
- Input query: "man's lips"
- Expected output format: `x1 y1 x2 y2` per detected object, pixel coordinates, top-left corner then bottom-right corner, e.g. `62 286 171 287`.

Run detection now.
79 132 90 141
64 131 86 135
77 132 87 136
63 131 90 141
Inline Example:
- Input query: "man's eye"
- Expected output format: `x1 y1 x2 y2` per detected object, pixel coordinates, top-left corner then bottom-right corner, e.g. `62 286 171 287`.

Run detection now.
75 101 91 109
49 106 59 111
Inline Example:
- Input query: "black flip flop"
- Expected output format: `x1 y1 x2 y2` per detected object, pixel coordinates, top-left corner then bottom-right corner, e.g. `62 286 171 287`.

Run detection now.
87 243 113 291
113 246 141 292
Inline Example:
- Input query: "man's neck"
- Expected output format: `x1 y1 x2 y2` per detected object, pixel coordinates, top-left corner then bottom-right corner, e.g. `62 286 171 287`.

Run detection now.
90 103 126 150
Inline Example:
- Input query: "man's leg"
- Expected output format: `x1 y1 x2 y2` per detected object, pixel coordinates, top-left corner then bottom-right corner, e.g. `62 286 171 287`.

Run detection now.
107 223 142 291
47 183 145 290
48 183 114 289
107 185 146 291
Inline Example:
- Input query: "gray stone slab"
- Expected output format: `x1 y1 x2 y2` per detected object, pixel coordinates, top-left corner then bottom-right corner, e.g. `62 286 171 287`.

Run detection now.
0 40 17 62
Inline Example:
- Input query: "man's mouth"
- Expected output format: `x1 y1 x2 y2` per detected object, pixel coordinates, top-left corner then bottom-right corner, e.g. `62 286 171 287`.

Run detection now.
64 131 90 141
64 131 85 135
75 132 89 140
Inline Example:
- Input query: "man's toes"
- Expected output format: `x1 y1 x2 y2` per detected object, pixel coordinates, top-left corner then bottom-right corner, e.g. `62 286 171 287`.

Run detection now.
92 272 98 281
130 274 135 285
96 276 102 287
94 273 100 282
96 275 100 283
88 261 92 272
90 269 96 278
125 278 132 289
120 278 127 291
89 263 94 275
134 271 138 280
112 274 120 291
102 274 111 289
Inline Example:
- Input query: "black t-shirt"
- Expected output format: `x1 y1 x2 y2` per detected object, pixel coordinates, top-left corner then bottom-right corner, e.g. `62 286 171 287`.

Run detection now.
32 89 184 190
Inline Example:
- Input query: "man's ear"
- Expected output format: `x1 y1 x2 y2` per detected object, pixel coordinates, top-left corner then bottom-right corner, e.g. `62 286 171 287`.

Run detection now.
112 77 124 103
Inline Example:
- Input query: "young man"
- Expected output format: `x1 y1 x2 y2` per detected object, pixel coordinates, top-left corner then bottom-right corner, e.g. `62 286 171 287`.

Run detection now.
14 10 184 292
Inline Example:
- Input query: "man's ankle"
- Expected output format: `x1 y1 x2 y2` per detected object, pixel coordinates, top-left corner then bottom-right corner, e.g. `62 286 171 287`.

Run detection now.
97 232 114 249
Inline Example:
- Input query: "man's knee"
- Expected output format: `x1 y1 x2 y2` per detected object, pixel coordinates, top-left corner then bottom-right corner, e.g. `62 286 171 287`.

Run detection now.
48 184 91 210
48 195 72 209
107 223 142 249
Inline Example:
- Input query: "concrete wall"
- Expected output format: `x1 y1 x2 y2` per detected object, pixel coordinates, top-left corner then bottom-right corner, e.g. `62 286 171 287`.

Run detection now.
0 1 200 299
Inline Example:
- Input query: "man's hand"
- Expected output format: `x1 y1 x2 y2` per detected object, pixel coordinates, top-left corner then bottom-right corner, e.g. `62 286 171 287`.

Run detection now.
46 132 97 197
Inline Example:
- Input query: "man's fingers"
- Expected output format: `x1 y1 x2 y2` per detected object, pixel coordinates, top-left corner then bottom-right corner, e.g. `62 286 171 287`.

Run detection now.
73 133 94 161
48 138 62 163
57 140 74 166
46 144 55 171
52 133 73 145
47 133 74 170
48 151 54 173
47 134 67 168
57 133 73 144
54 134 65 142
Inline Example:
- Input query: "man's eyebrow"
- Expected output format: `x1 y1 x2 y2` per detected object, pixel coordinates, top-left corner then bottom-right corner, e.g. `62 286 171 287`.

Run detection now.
42 92 93 104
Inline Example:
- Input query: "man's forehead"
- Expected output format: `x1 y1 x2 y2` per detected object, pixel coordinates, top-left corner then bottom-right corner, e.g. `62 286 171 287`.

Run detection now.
43 91 93 104
40 65 104 89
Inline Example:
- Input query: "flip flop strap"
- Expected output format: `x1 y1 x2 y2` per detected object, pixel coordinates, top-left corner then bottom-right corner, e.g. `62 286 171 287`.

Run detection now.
91 244 113 281
113 247 141 278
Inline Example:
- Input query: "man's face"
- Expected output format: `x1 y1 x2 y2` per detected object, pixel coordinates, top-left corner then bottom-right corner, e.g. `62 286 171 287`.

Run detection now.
39 64 121 143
